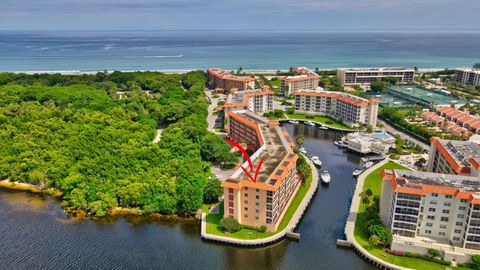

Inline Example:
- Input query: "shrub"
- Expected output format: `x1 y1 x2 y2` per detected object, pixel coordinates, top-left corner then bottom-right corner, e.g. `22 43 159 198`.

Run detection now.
427 248 441 259
220 217 241 233
404 252 451 266
286 107 295 114
259 226 267 232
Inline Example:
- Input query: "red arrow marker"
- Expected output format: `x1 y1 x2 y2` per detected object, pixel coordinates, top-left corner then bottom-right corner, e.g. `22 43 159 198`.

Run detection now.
225 139 253 172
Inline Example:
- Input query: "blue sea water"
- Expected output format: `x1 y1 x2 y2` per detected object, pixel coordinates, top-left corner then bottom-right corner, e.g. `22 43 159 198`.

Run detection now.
0 30 479 72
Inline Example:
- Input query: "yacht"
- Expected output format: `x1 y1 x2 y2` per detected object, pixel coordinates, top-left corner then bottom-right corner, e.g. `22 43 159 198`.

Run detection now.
352 169 363 177
318 125 329 130
289 120 299 124
320 169 331 184
305 120 315 126
363 161 374 169
299 147 307 154
310 156 322 167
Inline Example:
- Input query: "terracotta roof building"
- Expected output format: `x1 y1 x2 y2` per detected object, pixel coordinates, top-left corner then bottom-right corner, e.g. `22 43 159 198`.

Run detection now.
223 87 273 114
207 68 256 93
280 67 320 96
427 137 480 176
294 89 379 127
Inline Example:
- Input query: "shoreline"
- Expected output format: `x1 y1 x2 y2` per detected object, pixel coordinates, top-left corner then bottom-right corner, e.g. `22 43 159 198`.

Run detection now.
0 179 63 197
0 67 464 75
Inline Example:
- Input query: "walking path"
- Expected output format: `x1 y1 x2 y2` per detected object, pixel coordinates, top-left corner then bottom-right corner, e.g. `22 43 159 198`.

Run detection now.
201 154 319 246
344 158 411 270
205 89 221 132
152 128 164 144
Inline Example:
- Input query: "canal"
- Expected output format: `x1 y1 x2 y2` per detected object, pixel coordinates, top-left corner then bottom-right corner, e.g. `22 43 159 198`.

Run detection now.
0 123 377 270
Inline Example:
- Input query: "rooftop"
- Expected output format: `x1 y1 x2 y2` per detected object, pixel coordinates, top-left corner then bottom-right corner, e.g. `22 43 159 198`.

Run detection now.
208 68 255 83
392 169 480 193
338 67 415 72
456 68 480 74
433 137 480 169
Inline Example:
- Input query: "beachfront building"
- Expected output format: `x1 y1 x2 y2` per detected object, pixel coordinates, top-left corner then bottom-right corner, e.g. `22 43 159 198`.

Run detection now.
427 137 480 177
380 169 480 262
280 67 320 96
336 67 415 86
294 89 379 127
343 131 394 154
207 68 256 93
455 69 480 86
223 87 274 114
221 110 299 232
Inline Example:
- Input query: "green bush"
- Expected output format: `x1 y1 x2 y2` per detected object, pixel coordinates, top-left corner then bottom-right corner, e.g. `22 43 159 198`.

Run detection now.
259 226 267 232
286 107 295 114
404 252 451 266
220 217 241 233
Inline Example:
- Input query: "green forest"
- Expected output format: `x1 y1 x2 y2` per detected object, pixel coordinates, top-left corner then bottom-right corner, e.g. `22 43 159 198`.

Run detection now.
0 71 235 216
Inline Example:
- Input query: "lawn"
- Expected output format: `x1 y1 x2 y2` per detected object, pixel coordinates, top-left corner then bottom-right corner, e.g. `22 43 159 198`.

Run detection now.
286 113 354 130
354 161 470 270
205 172 313 240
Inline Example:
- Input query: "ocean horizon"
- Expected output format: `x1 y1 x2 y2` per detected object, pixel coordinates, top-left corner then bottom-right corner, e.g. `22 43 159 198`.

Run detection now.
1 30 479 72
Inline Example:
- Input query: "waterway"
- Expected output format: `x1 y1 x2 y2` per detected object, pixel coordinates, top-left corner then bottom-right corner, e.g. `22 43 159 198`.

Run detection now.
0 123 376 270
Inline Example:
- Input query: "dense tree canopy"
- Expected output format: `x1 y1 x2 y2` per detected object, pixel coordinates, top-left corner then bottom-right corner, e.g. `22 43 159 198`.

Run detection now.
0 71 234 216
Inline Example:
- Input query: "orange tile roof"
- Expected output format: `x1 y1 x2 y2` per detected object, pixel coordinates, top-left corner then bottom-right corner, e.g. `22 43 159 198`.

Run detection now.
430 137 470 174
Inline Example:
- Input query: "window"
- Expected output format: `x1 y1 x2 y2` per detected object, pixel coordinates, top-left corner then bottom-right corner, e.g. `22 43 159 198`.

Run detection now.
255 202 260 206
430 201 437 205
427 215 435 220
245 193 248 197
267 191 273 196
440 225 447 229
244 214 248 218
267 204 272 210
444 202 451 207
439 232 446 236
456 222 463 226
256 195 260 200
229 188 233 194
426 223 433 227
459 206 467 211
256 189 259 192
454 229 462 233
442 209 450 214
266 218 272 224
453 237 460 241
445 195 453 199
255 216 259 220
458 214 465 219
441 217 449 222
425 230 432 234
461 199 468 203
244 207 248 211
432 193 438 197
429 208 436 212
255 209 259 213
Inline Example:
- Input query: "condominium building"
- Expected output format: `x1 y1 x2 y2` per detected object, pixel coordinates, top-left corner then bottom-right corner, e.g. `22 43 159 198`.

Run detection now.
294 89 379 127
455 69 480 86
207 68 256 93
280 67 320 96
380 169 480 261
223 87 274 114
337 67 415 85
221 110 299 232
427 137 480 177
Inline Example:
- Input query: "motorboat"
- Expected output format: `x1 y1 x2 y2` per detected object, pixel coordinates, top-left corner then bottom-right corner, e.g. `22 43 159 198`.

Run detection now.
289 120 299 124
352 169 363 177
320 169 331 184
363 161 374 169
334 140 346 147
318 125 329 130
304 120 315 126
310 156 322 167
299 147 307 154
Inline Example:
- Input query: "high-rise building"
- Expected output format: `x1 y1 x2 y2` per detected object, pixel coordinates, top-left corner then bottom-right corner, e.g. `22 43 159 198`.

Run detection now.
221 110 299 232
280 67 320 96
337 67 415 86
294 89 379 127
207 68 256 93
427 137 480 176
455 69 480 86
223 87 274 114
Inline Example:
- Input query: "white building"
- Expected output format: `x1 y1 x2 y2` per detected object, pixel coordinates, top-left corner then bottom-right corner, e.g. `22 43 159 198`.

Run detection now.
280 67 320 96
224 88 274 114
380 169 480 262
343 131 394 154
455 69 480 86
294 89 379 127
427 137 480 177
337 67 415 86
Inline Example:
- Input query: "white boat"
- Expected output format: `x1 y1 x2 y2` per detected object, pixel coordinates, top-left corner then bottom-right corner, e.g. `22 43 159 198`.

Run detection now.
289 120 299 124
320 169 331 184
334 141 346 147
363 161 374 169
299 147 307 154
304 120 315 126
352 169 363 177
311 156 322 167
318 125 328 130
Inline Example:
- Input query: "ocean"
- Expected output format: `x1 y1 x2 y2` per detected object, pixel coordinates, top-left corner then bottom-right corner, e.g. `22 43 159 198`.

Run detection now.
0 30 479 72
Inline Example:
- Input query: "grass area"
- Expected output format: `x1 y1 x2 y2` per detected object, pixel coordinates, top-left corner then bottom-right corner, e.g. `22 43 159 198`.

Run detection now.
205 172 313 240
286 113 354 130
354 161 470 270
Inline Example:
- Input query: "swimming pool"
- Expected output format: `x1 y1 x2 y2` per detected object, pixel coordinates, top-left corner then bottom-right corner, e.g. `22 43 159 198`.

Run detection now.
373 133 390 140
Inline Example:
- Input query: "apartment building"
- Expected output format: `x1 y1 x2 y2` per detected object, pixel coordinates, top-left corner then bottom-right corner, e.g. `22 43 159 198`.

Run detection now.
337 67 415 85
221 110 299 232
427 137 480 177
437 106 480 135
280 67 320 96
380 169 480 261
223 87 274 114
455 69 480 86
294 89 379 127
207 68 256 93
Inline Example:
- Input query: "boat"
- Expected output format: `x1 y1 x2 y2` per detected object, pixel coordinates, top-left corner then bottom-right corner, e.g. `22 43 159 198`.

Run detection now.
320 169 331 184
352 169 363 177
363 161 374 169
318 125 329 130
334 140 346 147
310 156 322 167
299 147 307 154
305 120 315 126
289 120 299 124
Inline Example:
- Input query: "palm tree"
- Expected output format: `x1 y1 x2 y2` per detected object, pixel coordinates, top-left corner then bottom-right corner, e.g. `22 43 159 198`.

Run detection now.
296 135 305 147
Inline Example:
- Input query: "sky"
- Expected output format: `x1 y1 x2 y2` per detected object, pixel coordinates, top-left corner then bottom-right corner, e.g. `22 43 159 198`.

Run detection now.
1 0 479 31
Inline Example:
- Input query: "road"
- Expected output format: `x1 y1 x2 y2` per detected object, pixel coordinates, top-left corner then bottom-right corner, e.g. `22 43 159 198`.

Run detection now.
204 89 225 132
378 119 430 152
